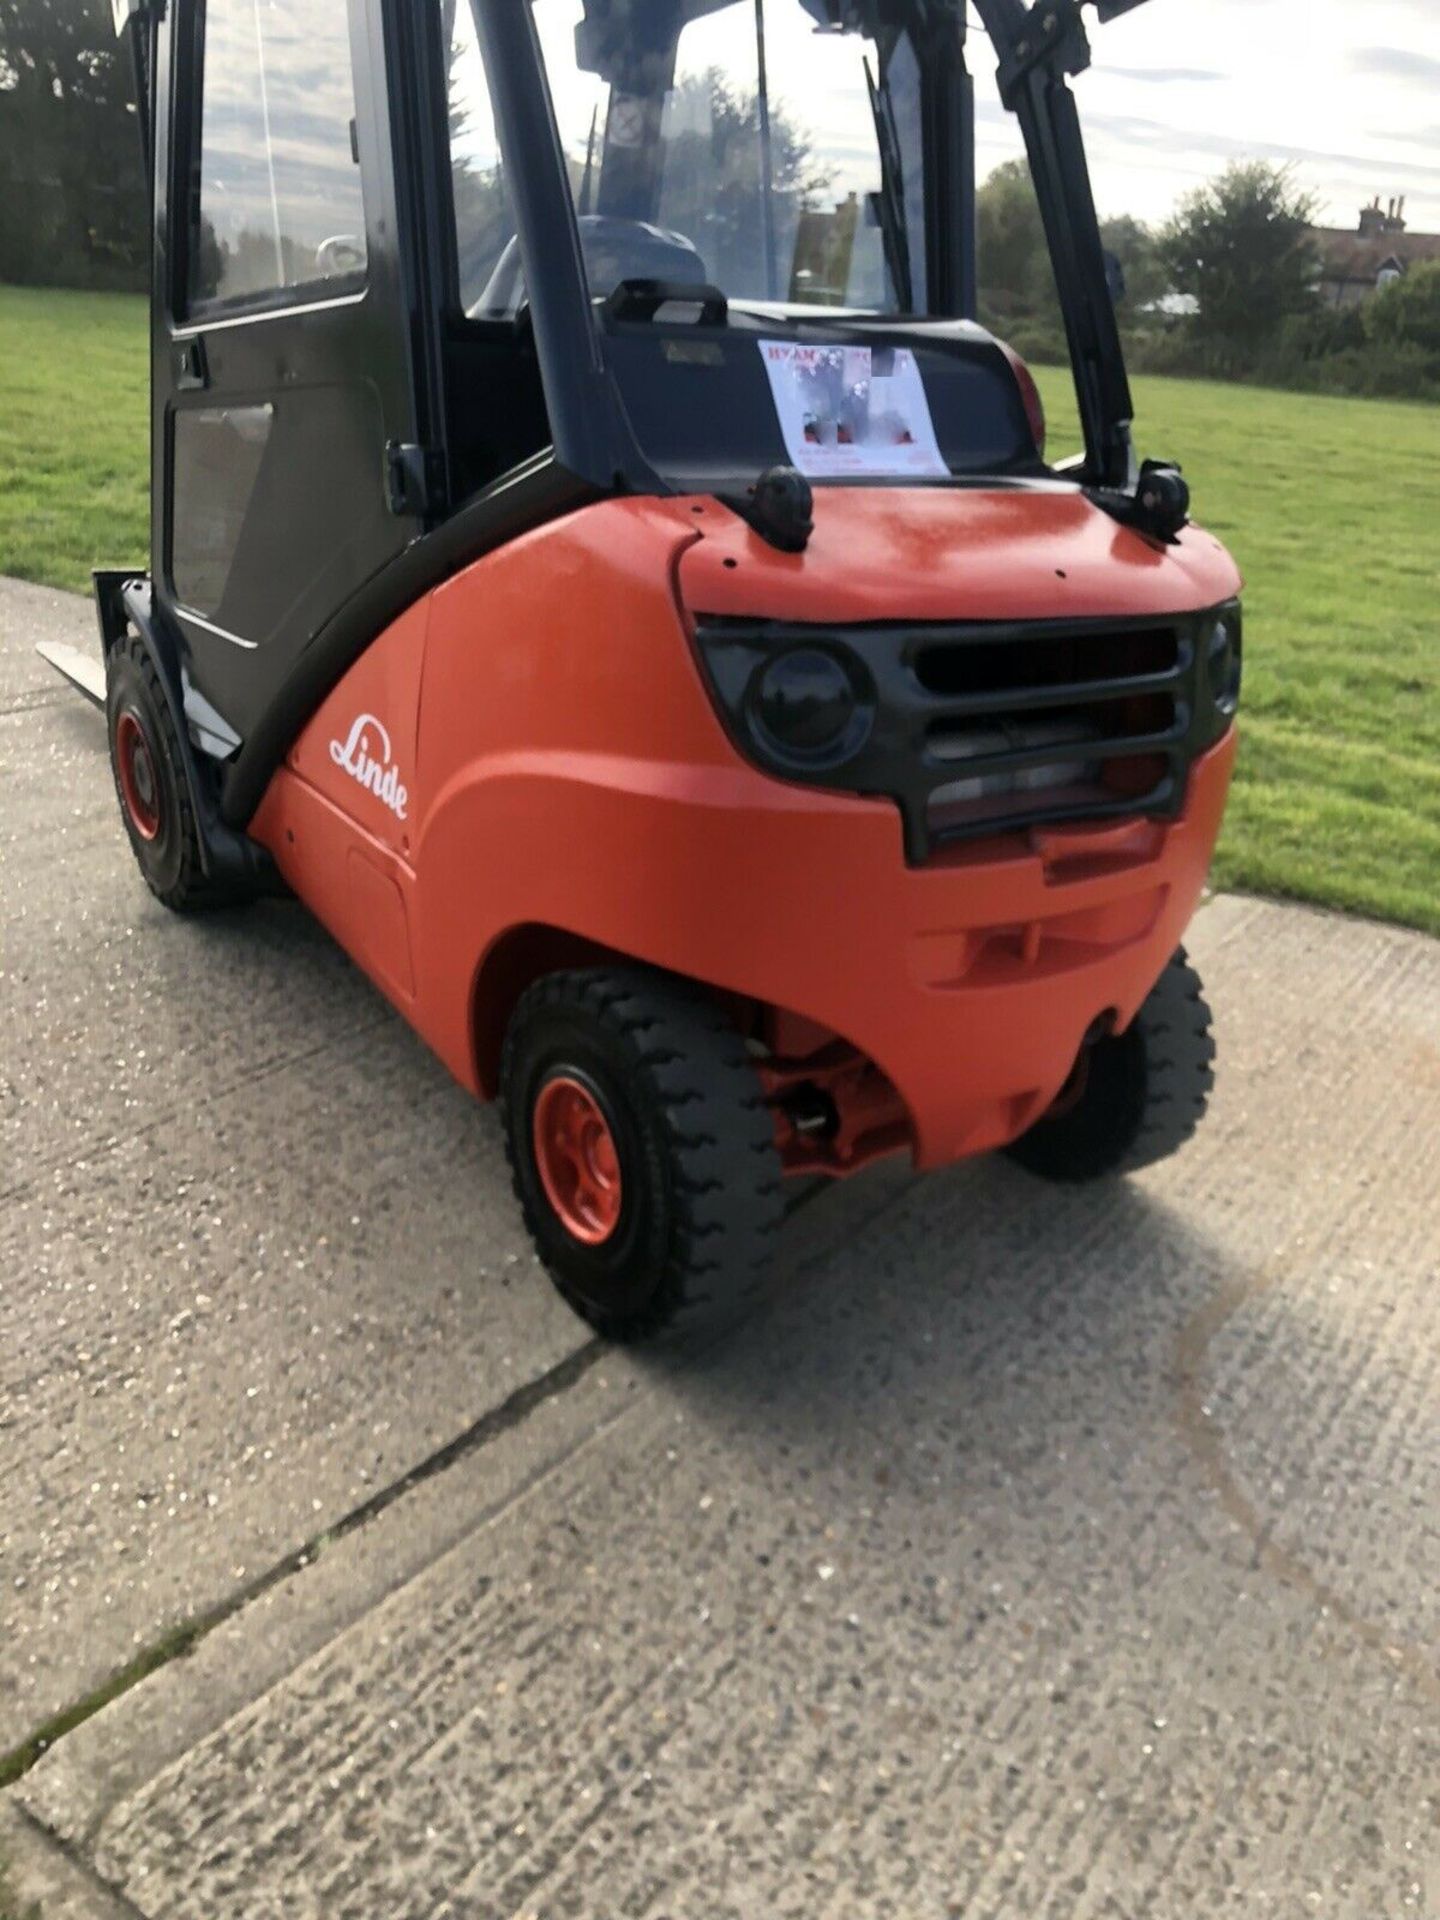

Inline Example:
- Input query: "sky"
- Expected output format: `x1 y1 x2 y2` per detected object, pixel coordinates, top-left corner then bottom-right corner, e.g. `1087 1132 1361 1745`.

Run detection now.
1022 0 1440 232
463 0 1440 244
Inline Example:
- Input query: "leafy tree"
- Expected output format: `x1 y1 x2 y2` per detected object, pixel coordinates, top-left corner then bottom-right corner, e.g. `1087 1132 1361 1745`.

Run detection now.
655 69 829 298
1364 259 1440 358
976 163 1167 325
445 57 830 309
1099 213 1165 311
1277 299 1365 369
0 0 147 289
1158 161 1318 352
976 157 1051 319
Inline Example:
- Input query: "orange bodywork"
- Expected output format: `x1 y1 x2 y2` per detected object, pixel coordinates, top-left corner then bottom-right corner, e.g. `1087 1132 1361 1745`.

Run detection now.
248 487 1240 1172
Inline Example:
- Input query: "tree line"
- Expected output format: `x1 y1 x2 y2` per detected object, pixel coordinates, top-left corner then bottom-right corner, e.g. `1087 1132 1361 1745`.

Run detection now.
4 1 1436 398
0 0 148 292
981 157 1440 402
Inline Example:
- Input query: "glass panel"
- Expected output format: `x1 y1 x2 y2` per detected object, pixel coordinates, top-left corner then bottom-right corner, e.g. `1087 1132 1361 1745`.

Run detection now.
529 0 926 315
190 0 367 312
445 0 519 313
170 406 273 616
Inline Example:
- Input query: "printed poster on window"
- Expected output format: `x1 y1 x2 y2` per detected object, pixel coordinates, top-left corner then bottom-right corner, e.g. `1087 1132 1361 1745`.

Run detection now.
758 341 948 480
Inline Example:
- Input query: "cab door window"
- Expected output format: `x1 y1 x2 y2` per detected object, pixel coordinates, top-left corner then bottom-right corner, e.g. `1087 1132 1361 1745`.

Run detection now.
188 0 368 314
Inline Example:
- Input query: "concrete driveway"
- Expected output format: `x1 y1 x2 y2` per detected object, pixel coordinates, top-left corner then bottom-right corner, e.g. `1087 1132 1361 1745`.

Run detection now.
2 576 1437 1918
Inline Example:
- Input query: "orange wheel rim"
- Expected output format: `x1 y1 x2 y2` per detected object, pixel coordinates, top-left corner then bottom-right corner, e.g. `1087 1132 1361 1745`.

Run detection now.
532 1074 624 1245
1046 1046 1091 1121
116 711 161 841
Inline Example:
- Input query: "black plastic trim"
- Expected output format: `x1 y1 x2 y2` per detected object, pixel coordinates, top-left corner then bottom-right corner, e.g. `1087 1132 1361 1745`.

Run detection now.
917 4 972 318
382 0 453 524
93 569 140 656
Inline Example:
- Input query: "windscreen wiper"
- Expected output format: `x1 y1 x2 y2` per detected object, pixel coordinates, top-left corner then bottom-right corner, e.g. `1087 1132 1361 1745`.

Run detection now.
864 57 913 315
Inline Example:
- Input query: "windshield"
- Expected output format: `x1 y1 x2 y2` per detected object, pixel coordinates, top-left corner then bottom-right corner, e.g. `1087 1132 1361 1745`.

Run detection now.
442 0 1075 493
519 0 928 317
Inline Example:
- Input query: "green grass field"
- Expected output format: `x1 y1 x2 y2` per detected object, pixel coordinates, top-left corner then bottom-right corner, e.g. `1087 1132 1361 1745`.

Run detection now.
0 287 150 592
1 282 1436 934
1036 365 1440 935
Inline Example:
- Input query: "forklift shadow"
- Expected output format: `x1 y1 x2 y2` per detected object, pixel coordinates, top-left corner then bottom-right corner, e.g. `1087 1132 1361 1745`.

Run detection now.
162 893 385 1011
53 698 111 755
640 1157 1229 1461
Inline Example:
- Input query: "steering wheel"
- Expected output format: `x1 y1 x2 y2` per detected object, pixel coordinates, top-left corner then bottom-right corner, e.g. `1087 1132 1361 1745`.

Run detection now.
316 234 365 277
469 216 708 322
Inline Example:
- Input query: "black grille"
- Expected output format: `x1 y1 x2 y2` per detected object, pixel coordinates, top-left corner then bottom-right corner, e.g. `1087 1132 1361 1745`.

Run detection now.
692 605 1239 863
914 625 1179 698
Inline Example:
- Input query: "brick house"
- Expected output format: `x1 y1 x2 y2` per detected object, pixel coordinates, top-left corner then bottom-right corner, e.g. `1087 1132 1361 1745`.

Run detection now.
1313 197 1440 308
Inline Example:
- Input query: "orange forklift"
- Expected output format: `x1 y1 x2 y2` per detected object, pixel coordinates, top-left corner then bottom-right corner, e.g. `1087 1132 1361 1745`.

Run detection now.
44 0 1241 1336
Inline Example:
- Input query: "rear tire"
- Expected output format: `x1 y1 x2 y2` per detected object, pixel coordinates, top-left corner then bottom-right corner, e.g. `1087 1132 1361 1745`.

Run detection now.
1005 947 1215 1182
106 633 244 912
500 969 784 1341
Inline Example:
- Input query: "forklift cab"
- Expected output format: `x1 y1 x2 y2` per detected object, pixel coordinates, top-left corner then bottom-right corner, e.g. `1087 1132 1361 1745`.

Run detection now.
119 0 1174 783
83 0 1242 1340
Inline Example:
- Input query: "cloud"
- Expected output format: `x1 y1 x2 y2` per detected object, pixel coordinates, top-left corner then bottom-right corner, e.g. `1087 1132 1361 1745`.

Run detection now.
1368 123 1440 150
1103 65 1225 84
1351 47 1440 86
1078 107 1440 192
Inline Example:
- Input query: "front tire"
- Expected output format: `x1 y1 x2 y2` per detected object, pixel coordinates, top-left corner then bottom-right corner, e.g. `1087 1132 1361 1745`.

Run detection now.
500 969 784 1341
1005 947 1215 1182
106 633 243 912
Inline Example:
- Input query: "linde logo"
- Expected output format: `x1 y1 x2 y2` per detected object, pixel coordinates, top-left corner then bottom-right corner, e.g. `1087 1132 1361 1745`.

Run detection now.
328 713 409 821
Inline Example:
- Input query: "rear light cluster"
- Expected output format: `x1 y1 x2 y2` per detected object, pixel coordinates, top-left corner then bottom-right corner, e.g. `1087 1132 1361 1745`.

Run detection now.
692 603 1241 863
997 342 1047 457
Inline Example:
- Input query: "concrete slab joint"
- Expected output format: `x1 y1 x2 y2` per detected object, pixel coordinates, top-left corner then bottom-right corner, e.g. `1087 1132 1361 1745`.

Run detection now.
2 580 1437 1918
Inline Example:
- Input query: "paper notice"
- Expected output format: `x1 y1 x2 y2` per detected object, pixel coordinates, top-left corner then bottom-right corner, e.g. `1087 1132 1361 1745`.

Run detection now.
758 341 949 480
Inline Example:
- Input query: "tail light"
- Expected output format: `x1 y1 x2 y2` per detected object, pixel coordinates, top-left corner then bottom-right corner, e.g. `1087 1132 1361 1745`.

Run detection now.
998 342 1046 459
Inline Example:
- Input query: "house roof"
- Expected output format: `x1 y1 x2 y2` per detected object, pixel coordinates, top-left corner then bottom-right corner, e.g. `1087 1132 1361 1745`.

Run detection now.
1314 228 1440 282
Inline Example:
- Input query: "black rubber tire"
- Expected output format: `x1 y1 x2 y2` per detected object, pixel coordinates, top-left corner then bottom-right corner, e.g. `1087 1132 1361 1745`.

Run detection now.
500 969 784 1341
1004 946 1215 1182
106 632 243 912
